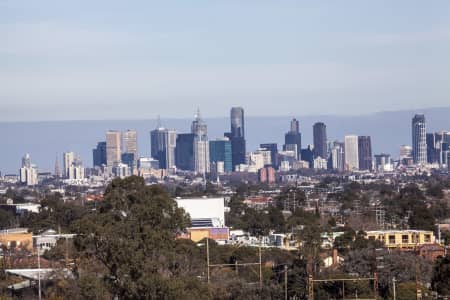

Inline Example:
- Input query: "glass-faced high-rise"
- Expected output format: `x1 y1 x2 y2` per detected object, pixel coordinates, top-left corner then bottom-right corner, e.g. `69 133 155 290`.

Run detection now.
93 141 107 167
151 127 177 170
229 107 246 169
313 122 327 159
412 114 427 164
358 136 372 171
284 118 302 160
209 138 232 173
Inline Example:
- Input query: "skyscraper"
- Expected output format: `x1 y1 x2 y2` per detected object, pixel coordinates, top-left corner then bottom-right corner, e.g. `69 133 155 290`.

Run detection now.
93 141 107 167
230 107 245 138
151 126 177 170
284 118 302 160
209 138 232 173
426 133 440 164
19 153 38 186
106 130 122 168
191 109 210 174
344 135 359 171
313 122 327 159
412 114 427 164
63 152 75 178
123 129 138 170
175 133 195 171
227 107 246 169
330 141 344 171
358 136 373 171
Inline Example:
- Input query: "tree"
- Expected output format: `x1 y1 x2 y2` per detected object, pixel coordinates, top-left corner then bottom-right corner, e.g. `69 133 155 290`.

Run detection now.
432 254 450 295
0 209 15 229
72 176 209 299
19 193 86 233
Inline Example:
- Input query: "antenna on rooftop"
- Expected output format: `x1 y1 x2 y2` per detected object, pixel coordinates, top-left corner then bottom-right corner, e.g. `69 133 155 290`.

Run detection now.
156 115 162 128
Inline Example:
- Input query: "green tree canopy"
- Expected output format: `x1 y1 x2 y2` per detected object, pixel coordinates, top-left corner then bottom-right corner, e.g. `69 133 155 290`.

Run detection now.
73 176 209 299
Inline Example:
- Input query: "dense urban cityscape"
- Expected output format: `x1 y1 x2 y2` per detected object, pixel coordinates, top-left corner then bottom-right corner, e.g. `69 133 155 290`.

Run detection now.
2 1 450 299
1 107 450 299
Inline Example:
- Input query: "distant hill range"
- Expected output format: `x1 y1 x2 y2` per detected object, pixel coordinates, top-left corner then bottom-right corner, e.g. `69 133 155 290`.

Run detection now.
1 106 449 174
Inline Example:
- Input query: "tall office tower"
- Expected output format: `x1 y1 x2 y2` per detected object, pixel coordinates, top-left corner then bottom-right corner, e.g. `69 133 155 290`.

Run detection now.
123 129 138 168
284 118 302 160
344 135 359 171
426 133 440 164
330 141 345 171
313 122 327 159
175 133 195 171
412 114 427 164
209 138 232 173
166 130 177 169
358 136 373 171
227 107 246 169
231 107 245 138
19 154 38 186
54 155 60 178
93 141 107 167
151 126 177 170
191 110 210 174
106 130 122 167
260 143 278 167
63 152 76 178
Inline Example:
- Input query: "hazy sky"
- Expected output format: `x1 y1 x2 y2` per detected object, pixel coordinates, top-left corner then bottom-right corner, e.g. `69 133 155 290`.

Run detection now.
1 1 449 121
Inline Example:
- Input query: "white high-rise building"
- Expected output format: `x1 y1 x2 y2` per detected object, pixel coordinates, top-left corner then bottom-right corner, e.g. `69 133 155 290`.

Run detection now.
331 142 345 171
19 153 38 186
123 129 138 169
63 152 75 178
412 114 427 165
344 135 359 171
68 165 85 180
191 110 210 174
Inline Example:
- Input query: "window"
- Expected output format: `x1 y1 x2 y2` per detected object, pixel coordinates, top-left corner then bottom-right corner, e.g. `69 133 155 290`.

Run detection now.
402 235 409 243
424 234 431 243
388 235 396 244
412 234 419 243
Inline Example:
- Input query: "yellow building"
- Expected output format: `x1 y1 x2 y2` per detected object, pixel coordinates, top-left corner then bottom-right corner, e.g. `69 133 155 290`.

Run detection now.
366 230 435 249
0 228 33 251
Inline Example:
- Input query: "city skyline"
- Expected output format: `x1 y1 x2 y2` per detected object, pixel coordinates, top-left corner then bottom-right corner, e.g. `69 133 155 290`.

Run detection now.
1 106 449 175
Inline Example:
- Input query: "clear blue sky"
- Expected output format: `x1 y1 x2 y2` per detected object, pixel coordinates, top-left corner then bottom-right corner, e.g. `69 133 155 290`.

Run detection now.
1 0 449 121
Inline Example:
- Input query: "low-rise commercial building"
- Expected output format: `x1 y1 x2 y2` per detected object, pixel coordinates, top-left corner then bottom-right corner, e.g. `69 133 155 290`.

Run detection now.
366 230 435 249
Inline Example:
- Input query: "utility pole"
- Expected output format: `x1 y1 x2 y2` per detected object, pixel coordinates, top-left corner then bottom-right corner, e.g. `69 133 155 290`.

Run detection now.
259 246 262 290
284 265 288 300
206 238 210 284
392 277 396 300
38 246 41 300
